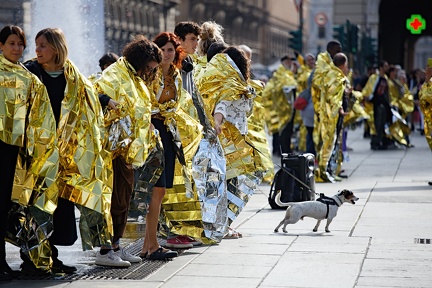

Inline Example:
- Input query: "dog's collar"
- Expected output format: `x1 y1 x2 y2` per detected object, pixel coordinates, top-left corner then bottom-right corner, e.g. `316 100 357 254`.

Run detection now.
334 195 343 207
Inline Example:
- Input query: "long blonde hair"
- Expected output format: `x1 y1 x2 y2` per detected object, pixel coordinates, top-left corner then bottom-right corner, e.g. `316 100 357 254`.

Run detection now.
36 28 68 68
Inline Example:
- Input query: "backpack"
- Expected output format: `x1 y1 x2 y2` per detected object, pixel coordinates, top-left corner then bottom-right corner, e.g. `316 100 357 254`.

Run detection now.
294 70 314 111
268 167 303 209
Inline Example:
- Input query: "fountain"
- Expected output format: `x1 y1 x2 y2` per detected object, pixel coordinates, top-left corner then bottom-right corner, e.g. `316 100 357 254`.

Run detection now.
23 0 104 77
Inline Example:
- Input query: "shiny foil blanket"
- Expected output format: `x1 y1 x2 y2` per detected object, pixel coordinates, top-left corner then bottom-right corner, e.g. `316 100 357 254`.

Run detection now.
196 53 256 179
94 57 154 168
361 73 383 136
419 81 432 149
1 54 59 270
247 79 274 182
150 68 221 244
130 131 164 217
343 90 370 127
389 80 415 117
316 65 346 178
195 53 255 125
167 67 229 244
262 64 297 133
311 52 333 146
227 174 260 224
55 59 113 251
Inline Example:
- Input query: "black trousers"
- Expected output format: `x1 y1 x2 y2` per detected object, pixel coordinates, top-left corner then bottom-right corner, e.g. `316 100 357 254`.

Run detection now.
0 140 19 254
371 104 390 148
279 118 295 154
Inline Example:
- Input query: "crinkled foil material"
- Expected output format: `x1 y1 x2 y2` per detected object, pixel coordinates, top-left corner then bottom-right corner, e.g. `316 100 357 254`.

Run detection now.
361 73 385 136
312 52 333 145
219 121 255 180
195 53 256 125
94 57 154 168
262 64 297 134
55 59 113 251
190 136 228 242
130 131 164 217
248 79 274 183
315 65 346 174
149 67 206 242
344 91 369 127
419 81 432 150
388 108 409 146
1 54 59 270
226 174 260 224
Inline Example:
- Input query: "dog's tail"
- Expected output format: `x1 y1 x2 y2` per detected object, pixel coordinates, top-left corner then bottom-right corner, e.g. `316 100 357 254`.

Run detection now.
274 191 295 207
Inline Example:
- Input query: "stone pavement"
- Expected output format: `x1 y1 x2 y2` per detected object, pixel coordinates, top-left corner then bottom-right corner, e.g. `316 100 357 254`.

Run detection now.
3 127 432 288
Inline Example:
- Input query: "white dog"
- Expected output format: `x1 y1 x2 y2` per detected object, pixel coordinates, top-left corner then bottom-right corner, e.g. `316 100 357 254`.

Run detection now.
274 189 359 233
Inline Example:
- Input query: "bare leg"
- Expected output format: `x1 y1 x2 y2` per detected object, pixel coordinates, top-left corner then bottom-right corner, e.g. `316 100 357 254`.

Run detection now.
141 186 165 255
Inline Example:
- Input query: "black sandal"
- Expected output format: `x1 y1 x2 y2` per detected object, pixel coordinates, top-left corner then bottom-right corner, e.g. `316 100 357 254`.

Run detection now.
147 247 178 260
139 252 147 259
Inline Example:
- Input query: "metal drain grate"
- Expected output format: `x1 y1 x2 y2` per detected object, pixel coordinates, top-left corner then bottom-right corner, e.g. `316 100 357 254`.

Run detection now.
16 237 184 281
414 238 431 244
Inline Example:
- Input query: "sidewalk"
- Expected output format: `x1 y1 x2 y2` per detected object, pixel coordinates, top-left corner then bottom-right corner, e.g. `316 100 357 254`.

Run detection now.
4 127 432 288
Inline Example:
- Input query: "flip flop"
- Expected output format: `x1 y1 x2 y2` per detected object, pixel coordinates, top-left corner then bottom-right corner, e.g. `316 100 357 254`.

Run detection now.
147 247 178 260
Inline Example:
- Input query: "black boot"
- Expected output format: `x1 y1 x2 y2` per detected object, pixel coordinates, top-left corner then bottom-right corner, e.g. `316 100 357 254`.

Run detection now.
19 251 50 276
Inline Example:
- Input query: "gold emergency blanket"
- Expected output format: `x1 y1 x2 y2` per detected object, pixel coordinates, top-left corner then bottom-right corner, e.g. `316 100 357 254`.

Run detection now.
1 54 59 270
262 64 297 133
419 81 432 150
196 53 260 227
147 67 206 243
316 64 346 182
196 53 256 179
247 79 274 182
362 74 410 147
361 73 381 136
343 90 369 127
94 57 154 167
311 52 333 148
193 55 207 80
55 59 113 251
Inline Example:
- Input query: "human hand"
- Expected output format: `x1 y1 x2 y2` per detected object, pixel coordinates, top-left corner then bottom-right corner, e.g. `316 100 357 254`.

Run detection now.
213 113 224 135
108 99 120 110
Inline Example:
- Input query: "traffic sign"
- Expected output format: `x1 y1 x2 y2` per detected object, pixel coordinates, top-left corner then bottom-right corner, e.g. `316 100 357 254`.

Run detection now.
315 12 328 27
406 14 426 35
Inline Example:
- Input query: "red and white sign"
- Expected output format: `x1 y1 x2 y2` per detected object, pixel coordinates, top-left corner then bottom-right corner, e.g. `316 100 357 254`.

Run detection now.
314 12 328 26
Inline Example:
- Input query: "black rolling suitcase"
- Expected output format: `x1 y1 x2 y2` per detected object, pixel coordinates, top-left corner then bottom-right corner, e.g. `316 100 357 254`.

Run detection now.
268 153 316 209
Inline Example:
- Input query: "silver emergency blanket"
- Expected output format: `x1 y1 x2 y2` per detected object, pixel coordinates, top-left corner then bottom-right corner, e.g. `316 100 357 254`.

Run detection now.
192 132 228 242
226 173 261 224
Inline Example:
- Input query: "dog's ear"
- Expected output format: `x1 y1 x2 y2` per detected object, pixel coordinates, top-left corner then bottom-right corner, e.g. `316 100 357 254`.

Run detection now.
338 189 352 196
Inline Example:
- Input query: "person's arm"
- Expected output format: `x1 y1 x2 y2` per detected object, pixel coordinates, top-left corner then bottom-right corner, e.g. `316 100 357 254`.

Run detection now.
98 94 119 110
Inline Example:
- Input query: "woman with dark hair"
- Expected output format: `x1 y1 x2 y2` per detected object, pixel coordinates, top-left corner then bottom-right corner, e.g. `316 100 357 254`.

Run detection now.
0 24 58 281
196 46 256 238
23 27 112 274
143 32 203 255
94 34 178 262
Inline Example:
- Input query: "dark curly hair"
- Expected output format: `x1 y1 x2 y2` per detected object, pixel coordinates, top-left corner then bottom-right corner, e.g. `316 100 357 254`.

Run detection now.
223 46 250 82
122 34 162 81
174 21 201 41
152 32 186 69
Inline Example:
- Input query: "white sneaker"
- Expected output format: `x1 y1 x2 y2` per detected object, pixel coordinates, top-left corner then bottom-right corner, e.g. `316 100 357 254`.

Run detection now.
95 250 131 267
114 247 142 263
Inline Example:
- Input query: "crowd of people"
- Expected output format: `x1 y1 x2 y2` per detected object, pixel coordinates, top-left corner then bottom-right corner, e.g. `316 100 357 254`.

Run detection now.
1 20 431 281
263 40 429 183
